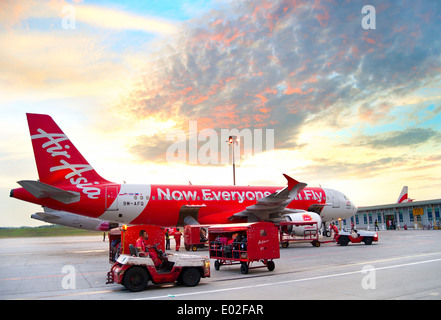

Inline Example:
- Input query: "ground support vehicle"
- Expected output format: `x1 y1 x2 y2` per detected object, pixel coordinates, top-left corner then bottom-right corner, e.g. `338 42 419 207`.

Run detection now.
208 222 280 274
278 220 325 248
184 224 210 251
335 229 379 246
106 248 210 292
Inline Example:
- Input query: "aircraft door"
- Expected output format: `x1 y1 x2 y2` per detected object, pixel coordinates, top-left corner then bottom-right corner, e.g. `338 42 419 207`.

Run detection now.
106 186 119 211
177 205 204 226
330 190 340 208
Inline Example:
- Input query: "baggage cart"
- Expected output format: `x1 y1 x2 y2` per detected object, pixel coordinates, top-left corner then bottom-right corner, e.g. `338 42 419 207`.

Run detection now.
208 222 280 274
184 224 210 251
278 220 321 248
278 221 337 248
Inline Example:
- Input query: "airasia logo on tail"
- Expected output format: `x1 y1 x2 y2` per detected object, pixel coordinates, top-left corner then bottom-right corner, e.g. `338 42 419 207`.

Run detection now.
31 129 101 199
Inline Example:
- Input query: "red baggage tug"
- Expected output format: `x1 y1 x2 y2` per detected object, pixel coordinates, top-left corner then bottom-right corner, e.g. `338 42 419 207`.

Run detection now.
209 222 280 274
107 225 210 292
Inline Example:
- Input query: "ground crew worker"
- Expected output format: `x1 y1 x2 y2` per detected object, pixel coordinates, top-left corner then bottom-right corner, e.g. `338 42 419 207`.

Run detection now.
174 228 182 251
165 229 170 250
135 229 148 253
135 230 161 267
331 223 339 239
374 219 379 231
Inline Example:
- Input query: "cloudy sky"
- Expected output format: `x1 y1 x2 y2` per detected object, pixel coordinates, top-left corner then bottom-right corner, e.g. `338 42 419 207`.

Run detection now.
1 0 440 227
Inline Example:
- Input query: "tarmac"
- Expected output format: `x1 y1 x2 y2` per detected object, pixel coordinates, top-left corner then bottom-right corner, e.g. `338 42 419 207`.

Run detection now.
1 230 441 300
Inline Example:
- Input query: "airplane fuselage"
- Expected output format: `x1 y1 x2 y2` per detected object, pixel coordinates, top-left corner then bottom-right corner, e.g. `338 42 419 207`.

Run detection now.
12 182 357 226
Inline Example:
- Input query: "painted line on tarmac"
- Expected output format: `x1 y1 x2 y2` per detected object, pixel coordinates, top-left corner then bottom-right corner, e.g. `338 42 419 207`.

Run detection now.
0 271 103 282
8 290 118 300
323 251 441 270
135 257 441 300
0 249 106 256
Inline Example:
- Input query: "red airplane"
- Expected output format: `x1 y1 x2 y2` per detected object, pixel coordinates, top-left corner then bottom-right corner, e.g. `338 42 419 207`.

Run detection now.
396 186 414 203
10 114 357 235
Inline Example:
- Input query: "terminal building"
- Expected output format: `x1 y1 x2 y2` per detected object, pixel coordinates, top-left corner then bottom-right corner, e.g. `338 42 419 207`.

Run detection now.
342 198 441 230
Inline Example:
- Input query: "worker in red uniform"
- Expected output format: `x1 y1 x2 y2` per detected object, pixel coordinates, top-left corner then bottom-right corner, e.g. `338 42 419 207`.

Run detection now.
135 230 160 267
331 223 339 239
174 228 182 251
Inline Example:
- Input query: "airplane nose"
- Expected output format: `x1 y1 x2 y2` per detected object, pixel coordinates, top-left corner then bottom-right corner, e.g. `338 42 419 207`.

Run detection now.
352 201 358 213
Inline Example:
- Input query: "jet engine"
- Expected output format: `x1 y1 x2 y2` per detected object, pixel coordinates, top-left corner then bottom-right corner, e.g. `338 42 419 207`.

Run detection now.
281 211 322 237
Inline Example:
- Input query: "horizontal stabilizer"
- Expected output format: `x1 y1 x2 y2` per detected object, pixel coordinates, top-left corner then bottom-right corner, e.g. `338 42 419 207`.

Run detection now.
17 180 80 204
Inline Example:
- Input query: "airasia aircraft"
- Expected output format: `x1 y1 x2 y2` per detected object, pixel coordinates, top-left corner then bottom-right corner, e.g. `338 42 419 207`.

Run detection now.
10 114 357 235
396 186 414 203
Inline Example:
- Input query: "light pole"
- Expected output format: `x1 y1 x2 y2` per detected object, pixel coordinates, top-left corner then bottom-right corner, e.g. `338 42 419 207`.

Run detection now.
227 135 239 185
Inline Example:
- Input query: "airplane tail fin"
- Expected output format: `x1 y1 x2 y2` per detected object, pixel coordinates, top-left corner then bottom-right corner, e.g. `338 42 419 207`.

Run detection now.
397 186 408 203
26 113 110 186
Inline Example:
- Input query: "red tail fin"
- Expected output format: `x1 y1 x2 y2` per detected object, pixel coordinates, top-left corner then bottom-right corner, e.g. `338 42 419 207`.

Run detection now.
396 186 408 203
27 113 110 187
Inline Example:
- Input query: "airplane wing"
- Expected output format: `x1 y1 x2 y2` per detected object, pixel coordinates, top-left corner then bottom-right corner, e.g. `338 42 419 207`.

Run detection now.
307 203 328 214
229 174 307 222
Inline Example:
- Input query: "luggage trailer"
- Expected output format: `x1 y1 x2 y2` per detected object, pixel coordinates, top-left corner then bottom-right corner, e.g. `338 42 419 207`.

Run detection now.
183 224 211 251
208 222 280 274
278 220 335 248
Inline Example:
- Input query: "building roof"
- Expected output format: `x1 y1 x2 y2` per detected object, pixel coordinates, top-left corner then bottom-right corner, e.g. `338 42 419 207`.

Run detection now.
357 199 441 212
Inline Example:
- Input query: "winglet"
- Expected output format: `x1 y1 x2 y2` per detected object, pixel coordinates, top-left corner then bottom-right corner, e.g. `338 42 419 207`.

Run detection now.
283 174 299 191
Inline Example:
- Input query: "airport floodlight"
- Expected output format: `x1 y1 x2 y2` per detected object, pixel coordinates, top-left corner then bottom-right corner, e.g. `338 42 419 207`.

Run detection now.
226 136 239 185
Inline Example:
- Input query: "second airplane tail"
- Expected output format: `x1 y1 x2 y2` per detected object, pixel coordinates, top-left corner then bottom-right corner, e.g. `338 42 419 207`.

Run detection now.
397 186 409 203
26 113 110 187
